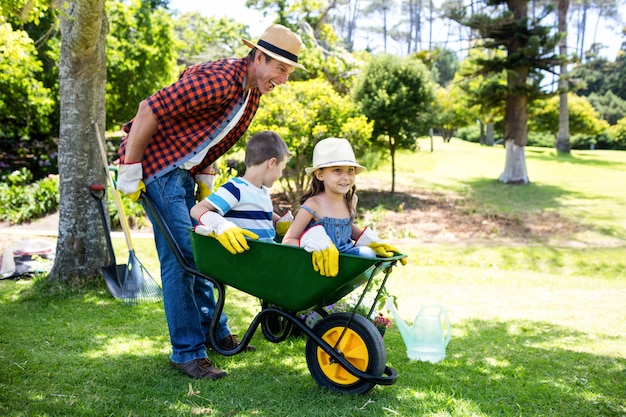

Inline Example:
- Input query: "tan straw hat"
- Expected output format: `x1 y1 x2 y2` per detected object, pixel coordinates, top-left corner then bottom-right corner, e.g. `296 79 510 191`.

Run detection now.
305 138 366 175
243 24 306 70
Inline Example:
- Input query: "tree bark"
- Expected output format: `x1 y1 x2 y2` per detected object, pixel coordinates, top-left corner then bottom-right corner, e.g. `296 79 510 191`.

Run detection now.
500 0 529 184
498 139 529 184
485 122 494 146
556 0 571 154
49 0 109 282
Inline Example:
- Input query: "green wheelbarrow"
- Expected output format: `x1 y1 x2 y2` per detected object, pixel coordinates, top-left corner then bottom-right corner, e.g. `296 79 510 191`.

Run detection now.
142 193 405 394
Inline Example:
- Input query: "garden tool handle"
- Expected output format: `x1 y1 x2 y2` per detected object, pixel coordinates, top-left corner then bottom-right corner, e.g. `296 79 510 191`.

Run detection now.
94 122 134 251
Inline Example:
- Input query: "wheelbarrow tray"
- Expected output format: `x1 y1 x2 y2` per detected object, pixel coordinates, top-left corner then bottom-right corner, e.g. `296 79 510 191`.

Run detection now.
190 231 398 312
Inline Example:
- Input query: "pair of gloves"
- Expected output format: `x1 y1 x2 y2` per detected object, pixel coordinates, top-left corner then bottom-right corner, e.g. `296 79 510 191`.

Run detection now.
299 225 407 278
117 163 215 202
194 210 294 255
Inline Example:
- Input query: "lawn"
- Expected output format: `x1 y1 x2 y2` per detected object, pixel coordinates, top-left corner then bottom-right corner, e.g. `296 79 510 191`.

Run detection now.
0 139 624 416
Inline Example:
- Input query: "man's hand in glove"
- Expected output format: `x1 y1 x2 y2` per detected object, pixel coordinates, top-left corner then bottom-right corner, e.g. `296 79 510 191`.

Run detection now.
275 210 293 236
354 227 407 265
194 172 215 202
299 225 339 277
117 162 146 202
195 211 258 255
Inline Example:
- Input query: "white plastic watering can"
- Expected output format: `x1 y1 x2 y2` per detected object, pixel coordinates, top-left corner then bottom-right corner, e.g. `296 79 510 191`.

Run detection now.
386 298 451 363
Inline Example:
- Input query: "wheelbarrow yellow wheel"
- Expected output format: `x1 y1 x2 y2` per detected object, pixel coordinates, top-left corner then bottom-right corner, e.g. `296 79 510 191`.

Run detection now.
305 312 386 394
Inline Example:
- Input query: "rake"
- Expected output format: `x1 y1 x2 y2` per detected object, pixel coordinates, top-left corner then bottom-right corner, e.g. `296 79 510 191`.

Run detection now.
94 122 162 305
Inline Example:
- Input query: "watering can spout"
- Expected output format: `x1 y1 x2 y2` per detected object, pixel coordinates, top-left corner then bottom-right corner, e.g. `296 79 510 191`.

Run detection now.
385 297 413 344
385 298 451 363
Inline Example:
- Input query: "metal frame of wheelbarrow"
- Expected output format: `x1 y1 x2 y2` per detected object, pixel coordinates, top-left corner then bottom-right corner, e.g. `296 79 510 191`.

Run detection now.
141 192 399 389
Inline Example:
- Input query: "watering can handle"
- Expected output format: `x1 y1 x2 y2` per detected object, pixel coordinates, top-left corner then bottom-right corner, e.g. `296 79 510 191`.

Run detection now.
420 304 452 348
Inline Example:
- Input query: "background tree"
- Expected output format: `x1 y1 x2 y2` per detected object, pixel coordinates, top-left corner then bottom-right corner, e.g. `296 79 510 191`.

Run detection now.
106 0 179 130
454 48 507 146
352 53 435 193
248 78 373 207
555 0 570 153
0 2 58 179
447 0 565 184
363 0 396 52
529 93 609 141
172 14 249 65
49 0 108 282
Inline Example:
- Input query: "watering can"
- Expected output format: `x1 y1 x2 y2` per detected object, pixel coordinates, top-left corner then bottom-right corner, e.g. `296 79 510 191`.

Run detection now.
386 298 451 363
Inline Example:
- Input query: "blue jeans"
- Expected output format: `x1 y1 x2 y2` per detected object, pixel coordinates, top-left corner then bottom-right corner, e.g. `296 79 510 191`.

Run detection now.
142 169 230 363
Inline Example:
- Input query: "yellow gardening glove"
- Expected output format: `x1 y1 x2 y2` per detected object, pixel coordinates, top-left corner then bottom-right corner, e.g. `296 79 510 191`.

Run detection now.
275 210 293 236
311 245 340 277
195 211 259 255
194 173 215 201
355 227 408 265
117 162 146 202
299 225 339 277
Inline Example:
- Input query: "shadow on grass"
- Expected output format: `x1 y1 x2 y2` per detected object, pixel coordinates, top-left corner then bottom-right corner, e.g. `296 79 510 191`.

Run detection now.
384 318 625 416
526 149 626 168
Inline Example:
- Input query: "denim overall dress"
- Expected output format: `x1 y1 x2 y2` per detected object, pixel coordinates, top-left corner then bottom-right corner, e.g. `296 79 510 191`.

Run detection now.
300 205 376 257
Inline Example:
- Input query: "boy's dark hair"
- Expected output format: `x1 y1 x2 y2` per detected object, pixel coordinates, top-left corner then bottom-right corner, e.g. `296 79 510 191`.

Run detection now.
245 131 291 167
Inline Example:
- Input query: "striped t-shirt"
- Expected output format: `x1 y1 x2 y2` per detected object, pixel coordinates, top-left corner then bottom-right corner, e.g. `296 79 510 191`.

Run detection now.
206 177 275 242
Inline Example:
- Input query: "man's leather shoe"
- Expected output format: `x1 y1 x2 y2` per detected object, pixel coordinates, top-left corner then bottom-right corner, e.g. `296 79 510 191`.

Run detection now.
170 358 227 380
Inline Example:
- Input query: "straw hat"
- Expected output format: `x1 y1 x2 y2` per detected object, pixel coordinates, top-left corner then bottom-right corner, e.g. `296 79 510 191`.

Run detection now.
305 138 366 175
243 24 306 70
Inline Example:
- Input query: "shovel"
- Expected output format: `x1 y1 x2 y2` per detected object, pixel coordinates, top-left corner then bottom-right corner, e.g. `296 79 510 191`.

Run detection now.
90 183 125 298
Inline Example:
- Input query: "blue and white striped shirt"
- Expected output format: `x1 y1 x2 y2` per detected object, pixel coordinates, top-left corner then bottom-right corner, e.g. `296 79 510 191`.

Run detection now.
206 177 275 242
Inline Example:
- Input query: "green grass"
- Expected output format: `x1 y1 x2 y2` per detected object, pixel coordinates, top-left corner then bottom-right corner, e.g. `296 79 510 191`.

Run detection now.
1 140 625 416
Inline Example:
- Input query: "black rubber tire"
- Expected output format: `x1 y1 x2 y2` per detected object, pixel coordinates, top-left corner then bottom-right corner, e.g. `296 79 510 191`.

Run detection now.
305 312 386 394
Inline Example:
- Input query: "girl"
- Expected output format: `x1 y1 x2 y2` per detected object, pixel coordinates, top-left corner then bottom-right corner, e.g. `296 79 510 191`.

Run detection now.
283 138 404 276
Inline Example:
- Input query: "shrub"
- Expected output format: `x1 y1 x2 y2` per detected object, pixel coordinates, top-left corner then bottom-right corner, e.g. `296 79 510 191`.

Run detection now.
527 131 554 148
456 125 481 143
0 170 59 224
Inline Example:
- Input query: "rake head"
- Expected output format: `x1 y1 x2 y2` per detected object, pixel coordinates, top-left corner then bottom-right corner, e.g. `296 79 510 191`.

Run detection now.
121 250 163 306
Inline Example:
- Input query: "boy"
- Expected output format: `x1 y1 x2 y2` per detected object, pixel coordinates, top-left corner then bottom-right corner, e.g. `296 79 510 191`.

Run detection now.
190 131 293 254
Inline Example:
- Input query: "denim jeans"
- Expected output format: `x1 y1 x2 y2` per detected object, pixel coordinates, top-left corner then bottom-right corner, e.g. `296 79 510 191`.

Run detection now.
142 169 230 363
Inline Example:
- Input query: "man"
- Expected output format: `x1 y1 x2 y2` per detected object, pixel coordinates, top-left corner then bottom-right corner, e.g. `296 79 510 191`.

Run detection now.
115 24 306 380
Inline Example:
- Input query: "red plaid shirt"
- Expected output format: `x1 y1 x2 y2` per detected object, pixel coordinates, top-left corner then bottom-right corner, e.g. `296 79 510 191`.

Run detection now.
118 58 261 184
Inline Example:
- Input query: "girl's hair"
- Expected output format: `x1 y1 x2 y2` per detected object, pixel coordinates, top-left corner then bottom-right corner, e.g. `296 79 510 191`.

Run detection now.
245 131 291 167
300 172 356 217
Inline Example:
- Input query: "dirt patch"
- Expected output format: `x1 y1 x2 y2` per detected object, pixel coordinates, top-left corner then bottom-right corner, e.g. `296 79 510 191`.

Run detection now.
272 183 584 246
356 188 582 245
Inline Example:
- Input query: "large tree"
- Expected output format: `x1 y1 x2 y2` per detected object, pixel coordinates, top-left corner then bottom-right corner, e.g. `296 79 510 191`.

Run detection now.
555 0 571 154
49 0 109 282
447 0 564 184
352 53 435 193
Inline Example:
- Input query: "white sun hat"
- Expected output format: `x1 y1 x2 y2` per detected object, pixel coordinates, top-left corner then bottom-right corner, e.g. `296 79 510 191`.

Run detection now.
305 138 366 175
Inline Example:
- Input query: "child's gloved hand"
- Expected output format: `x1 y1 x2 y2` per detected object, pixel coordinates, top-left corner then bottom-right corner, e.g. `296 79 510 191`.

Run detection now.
195 211 258 255
299 225 339 277
275 210 293 236
354 227 407 265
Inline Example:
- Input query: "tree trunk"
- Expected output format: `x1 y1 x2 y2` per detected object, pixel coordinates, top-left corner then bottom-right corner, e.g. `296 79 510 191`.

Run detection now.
389 136 396 194
498 139 529 184
485 122 495 146
500 0 529 184
556 0 571 154
49 1 109 282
